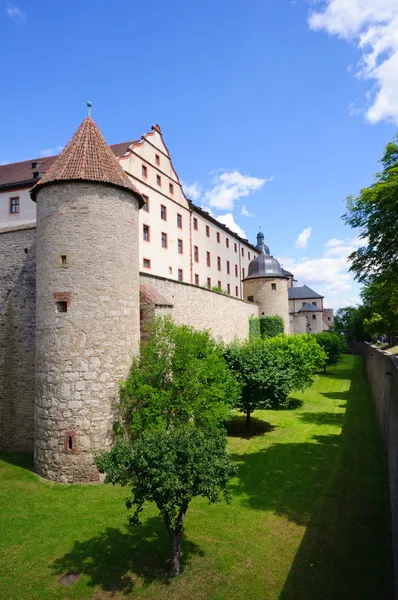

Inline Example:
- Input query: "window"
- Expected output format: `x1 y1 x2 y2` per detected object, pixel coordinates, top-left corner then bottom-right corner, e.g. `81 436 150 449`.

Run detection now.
142 164 148 178
155 154 160 166
56 301 67 313
218 280 222 288
143 258 151 269
235 286 239 296
227 260 230 275
193 217 198 230
248 252 251 260
161 204 167 220
206 225 210 237
207 277 211 288
31 162 38 169
217 256 221 271
168 266 173 274
271 283 277 290
177 213 182 228
241 247 244 257
61 255 67 266
169 183 174 195
195 274 199 286
161 232 167 248
227 283 230 294
178 269 183 282
328 316 331 321
235 264 238 277
9 197 19 214
156 174 162 187
142 194 149 212
206 251 211 267
216 232 220 243
143 224 150 241
302 302 306 308
194 245 199 262
242 268 245 278
226 238 229 248
234 243 237 253
178 239 183 254
248 295 254 302
312 302 317 307
312 314 316 320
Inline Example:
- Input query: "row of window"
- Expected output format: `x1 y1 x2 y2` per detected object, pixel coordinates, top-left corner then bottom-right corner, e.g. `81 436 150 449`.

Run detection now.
141 164 174 196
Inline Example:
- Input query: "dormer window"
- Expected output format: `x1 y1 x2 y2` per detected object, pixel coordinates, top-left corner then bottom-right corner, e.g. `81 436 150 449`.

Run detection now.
33 171 40 179
31 162 38 169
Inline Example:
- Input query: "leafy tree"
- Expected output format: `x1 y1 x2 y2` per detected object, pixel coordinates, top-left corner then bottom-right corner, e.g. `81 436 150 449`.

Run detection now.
361 276 398 339
343 135 398 282
314 332 343 372
259 316 285 338
333 306 370 342
117 316 240 437
95 427 237 576
224 335 326 428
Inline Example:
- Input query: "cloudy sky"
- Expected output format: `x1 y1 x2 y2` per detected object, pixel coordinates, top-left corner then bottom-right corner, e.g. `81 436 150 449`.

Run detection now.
2 0 397 309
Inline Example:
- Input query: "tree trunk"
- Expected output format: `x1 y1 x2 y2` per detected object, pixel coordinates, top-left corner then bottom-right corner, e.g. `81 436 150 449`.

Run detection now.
246 409 251 429
170 531 182 576
323 365 326 373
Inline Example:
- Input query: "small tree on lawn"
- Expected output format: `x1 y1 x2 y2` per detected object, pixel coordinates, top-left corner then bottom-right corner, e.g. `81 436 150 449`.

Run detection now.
95 427 237 576
314 331 343 372
116 316 240 437
224 335 326 428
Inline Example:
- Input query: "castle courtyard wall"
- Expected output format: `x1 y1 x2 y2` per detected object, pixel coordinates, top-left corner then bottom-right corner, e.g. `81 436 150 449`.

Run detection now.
0 225 36 452
140 272 259 343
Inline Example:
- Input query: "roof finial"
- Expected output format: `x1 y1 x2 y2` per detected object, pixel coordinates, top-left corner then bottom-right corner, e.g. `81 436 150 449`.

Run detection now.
87 101 92 117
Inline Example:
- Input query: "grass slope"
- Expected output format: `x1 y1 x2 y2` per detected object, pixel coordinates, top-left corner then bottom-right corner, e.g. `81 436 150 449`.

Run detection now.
0 355 393 599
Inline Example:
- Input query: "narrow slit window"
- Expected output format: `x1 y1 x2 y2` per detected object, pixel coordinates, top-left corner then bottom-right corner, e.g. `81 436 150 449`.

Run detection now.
56 301 68 313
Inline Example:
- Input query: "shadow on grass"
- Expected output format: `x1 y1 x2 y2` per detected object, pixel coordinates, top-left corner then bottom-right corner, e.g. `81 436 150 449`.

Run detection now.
298 412 345 427
0 451 34 471
52 518 204 594
227 415 275 438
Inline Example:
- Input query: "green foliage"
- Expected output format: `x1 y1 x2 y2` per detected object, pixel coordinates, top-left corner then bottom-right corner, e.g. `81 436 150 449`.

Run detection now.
211 285 227 295
361 276 398 337
314 332 343 369
249 317 261 340
117 316 240 437
249 315 284 339
334 306 370 342
224 334 326 425
259 316 284 338
95 427 237 575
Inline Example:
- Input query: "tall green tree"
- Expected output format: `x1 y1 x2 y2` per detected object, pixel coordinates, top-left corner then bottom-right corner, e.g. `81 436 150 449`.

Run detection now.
333 306 370 342
116 316 240 437
344 135 398 282
95 427 237 576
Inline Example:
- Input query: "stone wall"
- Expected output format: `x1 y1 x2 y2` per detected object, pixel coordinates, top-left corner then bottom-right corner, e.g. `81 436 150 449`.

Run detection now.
140 273 259 342
362 343 398 598
0 224 36 452
242 277 290 334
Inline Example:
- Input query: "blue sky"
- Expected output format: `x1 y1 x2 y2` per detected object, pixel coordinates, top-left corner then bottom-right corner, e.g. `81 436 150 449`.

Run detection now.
2 0 398 309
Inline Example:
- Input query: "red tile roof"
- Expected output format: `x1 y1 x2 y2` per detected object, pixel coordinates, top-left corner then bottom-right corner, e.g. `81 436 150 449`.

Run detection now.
0 138 138 191
30 117 141 201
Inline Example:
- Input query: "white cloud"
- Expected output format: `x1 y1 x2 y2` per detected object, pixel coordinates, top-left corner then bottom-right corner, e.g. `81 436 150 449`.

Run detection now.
203 171 272 211
182 181 202 202
295 226 312 249
281 235 363 308
308 0 398 123
6 4 25 21
217 213 247 239
39 145 63 157
241 204 254 218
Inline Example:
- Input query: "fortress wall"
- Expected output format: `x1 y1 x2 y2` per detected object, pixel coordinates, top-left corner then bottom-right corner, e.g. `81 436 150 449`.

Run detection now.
0 225 36 452
140 273 259 343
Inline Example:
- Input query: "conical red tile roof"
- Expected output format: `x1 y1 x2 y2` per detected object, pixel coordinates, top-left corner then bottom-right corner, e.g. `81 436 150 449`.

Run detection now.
30 117 142 202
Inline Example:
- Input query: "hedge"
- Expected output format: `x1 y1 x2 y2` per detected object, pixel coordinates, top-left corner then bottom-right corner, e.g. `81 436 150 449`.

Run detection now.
249 315 284 339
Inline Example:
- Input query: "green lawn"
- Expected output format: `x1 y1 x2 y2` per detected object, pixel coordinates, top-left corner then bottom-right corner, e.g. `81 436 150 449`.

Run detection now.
0 355 393 599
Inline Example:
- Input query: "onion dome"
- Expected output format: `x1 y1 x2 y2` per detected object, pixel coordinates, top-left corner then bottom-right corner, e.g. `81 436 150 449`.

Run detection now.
30 115 143 206
244 231 288 280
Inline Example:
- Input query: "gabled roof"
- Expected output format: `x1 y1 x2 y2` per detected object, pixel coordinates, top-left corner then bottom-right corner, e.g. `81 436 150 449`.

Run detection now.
30 117 142 202
298 302 323 313
288 285 324 300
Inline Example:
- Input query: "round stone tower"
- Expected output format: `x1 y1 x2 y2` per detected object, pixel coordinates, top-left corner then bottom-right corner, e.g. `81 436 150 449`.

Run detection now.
243 231 290 334
31 115 143 483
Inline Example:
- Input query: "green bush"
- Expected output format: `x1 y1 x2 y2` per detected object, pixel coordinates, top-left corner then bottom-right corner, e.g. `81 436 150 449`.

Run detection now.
260 316 284 338
249 317 261 340
224 334 326 427
314 331 343 371
249 315 284 340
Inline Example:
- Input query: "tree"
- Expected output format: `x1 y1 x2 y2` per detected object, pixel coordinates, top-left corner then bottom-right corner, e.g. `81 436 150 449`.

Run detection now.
361 276 398 340
314 332 343 372
333 306 370 342
95 427 237 576
117 316 240 437
224 335 326 428
343 135 398 282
